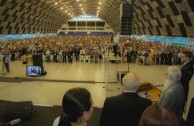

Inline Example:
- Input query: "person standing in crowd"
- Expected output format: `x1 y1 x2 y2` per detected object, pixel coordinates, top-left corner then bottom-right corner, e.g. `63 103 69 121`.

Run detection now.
4 54 10 73
100 72 152 126
138 104 181 126
157 66 184 118
45 48 51 63
113 32 120 57
180 51 194 114
53 87 93 126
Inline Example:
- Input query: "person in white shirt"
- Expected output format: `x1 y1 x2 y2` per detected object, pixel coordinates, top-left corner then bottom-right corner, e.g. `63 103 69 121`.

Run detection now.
113 32 120 57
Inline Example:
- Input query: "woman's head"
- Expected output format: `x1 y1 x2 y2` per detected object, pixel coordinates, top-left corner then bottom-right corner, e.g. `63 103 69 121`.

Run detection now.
59 87 93 126
138 104 181 126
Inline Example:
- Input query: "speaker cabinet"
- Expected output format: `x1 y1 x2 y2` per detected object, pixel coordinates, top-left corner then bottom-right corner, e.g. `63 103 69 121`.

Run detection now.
2 100 33 120
33 53 45 74
33 53 43 67
120 3 133 35
120 3 133 17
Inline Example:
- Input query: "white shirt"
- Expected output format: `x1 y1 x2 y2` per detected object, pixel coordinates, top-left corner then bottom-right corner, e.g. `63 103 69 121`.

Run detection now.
53 116 60 126
113 34 120 44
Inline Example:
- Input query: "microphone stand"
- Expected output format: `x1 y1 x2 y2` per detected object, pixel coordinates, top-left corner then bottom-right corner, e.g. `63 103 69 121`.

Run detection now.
128 62 129 72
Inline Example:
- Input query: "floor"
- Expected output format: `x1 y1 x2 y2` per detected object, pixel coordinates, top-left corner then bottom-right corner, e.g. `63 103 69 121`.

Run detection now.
0 60 193 119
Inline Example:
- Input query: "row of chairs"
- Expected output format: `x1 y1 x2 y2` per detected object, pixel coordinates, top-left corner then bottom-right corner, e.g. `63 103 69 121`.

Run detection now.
79 55 104 63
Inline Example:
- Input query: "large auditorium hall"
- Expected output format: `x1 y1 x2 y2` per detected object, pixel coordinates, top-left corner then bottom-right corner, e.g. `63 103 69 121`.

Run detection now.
0 0 194 126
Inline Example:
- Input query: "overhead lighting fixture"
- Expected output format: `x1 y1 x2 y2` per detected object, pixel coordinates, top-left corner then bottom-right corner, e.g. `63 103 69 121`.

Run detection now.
55 2 58 5
65 10 67 12
97 10 99 13
77 0 79 1
98 7 100 9
81 8 83 10
99 2 101 4
61 7 63 10
79 4 82 6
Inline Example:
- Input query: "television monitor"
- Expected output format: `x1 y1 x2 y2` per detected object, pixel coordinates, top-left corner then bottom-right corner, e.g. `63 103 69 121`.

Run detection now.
26 65 42 76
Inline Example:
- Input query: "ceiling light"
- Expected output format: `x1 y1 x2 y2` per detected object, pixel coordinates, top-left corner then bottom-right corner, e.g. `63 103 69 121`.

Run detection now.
81 8 83 10
61 7 63 10
55 2 58 5
98 7 100 9
97 10 99 13
77 0 79 1
99 2 101 4
79 4 82 6
65 10 67 12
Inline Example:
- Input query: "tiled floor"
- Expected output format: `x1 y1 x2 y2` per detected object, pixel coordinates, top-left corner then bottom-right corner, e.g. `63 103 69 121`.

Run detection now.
0 60 193 119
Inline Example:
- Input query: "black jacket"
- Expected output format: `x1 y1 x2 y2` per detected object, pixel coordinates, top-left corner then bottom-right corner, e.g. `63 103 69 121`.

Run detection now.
180 61 194 98
100 93 152 126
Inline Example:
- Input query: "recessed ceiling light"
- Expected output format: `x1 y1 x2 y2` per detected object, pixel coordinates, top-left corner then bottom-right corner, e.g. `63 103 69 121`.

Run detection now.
81 8 83 10
55 2 58 5
79 4 82 6
99 2 101 4
98 7 100 9
61 7 63 10
65 10 67 12
77 0 79 1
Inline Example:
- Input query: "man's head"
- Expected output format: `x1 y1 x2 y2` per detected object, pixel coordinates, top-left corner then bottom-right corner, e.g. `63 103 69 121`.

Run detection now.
181 51 192 63
122 72 140 92
164 66 181 90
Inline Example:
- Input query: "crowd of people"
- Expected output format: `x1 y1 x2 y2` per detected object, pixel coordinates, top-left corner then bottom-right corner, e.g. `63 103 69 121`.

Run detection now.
0 35 193 66
0 35 193 125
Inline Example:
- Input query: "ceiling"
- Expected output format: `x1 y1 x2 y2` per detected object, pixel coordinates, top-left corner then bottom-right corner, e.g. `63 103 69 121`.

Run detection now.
0 0 194 37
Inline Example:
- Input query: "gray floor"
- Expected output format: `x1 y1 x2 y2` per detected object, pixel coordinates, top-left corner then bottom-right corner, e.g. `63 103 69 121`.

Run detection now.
0 60 193 119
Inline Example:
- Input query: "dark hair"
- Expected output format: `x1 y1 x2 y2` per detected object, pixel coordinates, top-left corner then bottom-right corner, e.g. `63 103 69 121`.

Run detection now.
138 104 181 126
183 51 192 59
58 88 92 126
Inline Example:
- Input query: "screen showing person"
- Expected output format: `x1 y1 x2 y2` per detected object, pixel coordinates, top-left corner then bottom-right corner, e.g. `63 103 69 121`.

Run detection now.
26 66 42 76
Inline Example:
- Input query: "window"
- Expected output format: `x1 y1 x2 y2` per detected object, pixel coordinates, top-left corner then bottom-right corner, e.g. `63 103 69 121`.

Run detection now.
68 22 76 26
87 22 95 26
77 21 86 26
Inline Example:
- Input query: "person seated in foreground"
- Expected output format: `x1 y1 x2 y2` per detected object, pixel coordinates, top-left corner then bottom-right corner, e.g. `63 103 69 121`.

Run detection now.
53 87 93 126
138 104 181 126
99 72 152 126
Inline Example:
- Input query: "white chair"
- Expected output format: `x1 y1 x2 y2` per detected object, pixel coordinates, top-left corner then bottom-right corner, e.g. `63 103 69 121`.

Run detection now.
42 54 46 62
85 55 90 62
79 55 85 62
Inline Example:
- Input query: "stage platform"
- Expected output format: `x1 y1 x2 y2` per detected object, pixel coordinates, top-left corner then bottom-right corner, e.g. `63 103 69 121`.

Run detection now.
0 100 102 126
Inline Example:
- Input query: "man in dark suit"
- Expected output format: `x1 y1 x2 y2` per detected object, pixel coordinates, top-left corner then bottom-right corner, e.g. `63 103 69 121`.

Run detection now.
99 73 152 126
180 51 194 114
